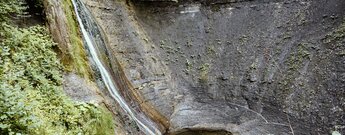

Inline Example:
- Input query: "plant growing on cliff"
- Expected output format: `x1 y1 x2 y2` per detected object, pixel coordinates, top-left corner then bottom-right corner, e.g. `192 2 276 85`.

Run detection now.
0 23 114 135
0 0 26 21
0 1 114 135
198 63 210 83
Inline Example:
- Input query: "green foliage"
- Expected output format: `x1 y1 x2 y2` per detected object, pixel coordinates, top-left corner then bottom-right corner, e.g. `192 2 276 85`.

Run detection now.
0 0 26 22
0 1 114 134
27 0 43 9
0 21 114 135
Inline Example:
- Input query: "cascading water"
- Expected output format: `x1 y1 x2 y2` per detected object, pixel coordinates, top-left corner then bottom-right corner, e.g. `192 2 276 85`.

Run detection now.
72 0 162 134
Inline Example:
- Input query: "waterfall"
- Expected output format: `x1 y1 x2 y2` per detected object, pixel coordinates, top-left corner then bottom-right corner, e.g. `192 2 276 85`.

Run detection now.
72 0 162 134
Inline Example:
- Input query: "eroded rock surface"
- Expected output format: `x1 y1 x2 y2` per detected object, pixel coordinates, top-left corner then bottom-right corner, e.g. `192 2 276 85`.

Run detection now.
81 0 344 134
43 0 72 59
63 73 103 102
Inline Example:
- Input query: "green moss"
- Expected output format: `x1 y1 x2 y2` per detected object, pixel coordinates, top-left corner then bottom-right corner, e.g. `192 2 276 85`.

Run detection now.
61 0 92 80
198 63 210 83
323 19 345 57
324 20 345 44
278 43 310 97
287 43 310 71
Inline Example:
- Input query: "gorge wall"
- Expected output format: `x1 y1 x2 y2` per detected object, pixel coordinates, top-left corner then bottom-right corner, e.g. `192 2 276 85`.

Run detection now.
50 0 345 134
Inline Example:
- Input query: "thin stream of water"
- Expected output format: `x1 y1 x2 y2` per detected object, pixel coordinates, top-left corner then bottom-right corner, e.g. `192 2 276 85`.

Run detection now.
72 0 161 134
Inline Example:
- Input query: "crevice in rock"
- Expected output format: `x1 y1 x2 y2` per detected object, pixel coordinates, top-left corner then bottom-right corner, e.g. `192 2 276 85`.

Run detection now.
173 129 233 135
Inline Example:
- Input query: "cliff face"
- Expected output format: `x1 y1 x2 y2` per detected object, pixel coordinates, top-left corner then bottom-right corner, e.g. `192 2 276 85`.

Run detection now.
64 0 344 134
42 0 130 134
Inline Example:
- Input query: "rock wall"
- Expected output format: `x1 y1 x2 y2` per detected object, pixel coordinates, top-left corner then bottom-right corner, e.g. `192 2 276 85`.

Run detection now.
43 0 92 79
43 0 129 134
78 0 344 134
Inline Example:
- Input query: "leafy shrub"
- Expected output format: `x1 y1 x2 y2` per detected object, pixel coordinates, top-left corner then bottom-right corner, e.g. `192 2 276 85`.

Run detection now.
0 0 26 21
0 1 114 135
26 0 43 9
0 23 114 135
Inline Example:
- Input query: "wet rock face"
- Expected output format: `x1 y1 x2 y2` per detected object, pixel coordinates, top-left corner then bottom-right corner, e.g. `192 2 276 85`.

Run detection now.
63 73 105 103
83 0 344 134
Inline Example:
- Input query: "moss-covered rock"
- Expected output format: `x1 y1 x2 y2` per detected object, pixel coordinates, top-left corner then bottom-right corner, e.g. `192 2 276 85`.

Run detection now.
43 0 92 79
